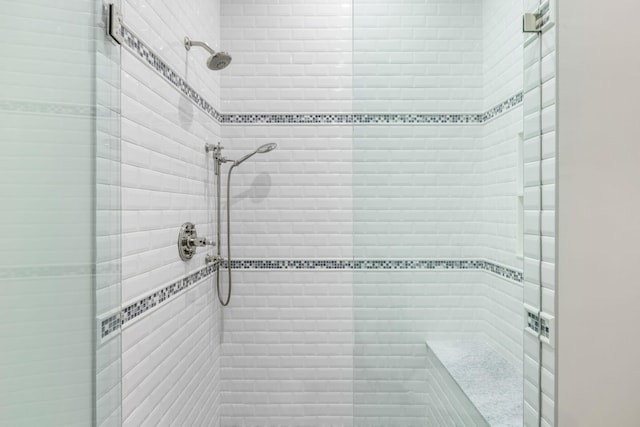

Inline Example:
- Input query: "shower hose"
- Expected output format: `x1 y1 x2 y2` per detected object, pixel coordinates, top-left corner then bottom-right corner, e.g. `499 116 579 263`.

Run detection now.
216 164 237 306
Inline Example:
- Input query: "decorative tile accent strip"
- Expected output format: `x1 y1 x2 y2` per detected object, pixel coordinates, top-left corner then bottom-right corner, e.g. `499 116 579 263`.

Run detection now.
220 112 485 125
526 310 541 334
224 259 523 282
120 262 218 326
221 113 355 125
101 312 121 340
101 258 521 340
225 259 476 270
220 97 523 125
540 317 551 339
100 262 218 340
483 260 524 283
122 25 522 127
479 92 524 122
120 25 223 123
221 95 522 125
350 113 482 125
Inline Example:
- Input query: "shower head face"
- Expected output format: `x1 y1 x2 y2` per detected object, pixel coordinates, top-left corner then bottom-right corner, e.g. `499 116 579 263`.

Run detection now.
256 143 277 153
234 143 278 166
207 52 232 70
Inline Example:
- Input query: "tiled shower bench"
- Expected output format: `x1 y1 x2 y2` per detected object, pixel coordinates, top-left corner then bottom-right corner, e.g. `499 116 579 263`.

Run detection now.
426 341 524 427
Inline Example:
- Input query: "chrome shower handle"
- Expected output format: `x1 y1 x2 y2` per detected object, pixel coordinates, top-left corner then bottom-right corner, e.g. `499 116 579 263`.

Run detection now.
189 237 215 247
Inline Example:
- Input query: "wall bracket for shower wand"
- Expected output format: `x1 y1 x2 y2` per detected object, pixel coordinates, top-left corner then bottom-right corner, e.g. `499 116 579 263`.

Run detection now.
178 222 215 261
205 254 223 265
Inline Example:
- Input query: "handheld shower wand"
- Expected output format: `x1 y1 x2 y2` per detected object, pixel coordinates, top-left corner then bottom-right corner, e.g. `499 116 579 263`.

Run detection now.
233 143 278 166
207 143 277 306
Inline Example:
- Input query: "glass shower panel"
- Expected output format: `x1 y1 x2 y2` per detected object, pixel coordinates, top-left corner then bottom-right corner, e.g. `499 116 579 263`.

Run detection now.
522 0 544 423
95 1 122 425
352 1 486 425
0 1 121 425
352 1 525 426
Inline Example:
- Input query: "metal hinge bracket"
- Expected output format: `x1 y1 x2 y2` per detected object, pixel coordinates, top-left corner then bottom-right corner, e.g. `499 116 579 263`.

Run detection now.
107 3 124 44
523 1 551 33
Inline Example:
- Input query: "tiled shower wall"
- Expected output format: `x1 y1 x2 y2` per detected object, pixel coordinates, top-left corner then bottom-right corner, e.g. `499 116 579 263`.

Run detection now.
221 1 352 114
220 0 526 426
350 1 483 262
352 0 484 113
117 0 223 425
220 2 355 424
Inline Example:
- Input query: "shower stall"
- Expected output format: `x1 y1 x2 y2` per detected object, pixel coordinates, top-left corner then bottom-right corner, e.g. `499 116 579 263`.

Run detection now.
0 0 556 426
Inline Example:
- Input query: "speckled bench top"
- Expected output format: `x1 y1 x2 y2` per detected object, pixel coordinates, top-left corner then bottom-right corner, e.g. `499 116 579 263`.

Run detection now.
427 341 523 427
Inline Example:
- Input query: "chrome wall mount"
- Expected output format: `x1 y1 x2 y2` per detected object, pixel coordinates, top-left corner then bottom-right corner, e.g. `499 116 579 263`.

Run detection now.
178 222 214 261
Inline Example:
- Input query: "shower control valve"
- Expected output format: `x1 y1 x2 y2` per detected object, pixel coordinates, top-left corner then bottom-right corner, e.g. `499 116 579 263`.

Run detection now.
178 222 215 261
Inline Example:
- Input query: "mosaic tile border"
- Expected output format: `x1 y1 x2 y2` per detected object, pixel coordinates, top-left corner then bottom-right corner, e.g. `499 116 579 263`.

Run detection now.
100 258 521 341
120 25 223 123
122 25 522 127
220 112 484 125
224 259 523 283
100 312 121 340
525 308 551 340
100 262 218 340
540 316 551 339
479 92 524 123
482 260 524 283
221 95 523 125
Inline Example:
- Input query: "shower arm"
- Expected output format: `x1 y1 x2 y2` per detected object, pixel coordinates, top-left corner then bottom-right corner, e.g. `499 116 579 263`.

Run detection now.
184 37 216 55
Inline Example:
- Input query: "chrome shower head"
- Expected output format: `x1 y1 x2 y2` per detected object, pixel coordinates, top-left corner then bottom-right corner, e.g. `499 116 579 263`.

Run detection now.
234 143 278 166
207 52 232 71
256 143 277 154
184 36 232 71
